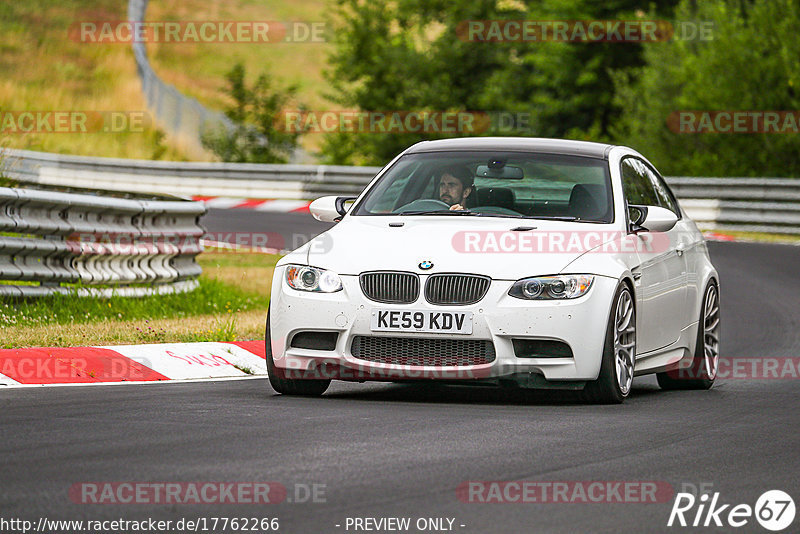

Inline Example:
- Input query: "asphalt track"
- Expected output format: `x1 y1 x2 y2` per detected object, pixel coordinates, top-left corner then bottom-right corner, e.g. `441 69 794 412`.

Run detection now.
2 210 799 533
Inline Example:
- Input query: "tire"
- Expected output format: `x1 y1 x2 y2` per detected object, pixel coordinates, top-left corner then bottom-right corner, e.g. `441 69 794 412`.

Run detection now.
583 283 636 404
265 308 331 396
657 281 719 390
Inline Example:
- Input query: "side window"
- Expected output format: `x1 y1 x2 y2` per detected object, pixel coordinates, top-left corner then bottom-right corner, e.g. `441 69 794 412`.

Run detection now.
643 165 680 216
621 158 658 206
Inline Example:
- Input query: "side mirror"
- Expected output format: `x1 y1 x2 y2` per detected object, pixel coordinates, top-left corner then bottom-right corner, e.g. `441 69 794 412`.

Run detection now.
629 205 678 233
309 196 357 222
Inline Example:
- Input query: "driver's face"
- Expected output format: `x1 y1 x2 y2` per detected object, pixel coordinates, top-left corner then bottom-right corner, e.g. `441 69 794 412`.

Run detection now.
439 174 469 206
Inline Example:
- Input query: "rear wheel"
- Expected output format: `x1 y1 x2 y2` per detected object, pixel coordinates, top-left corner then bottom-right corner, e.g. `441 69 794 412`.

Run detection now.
583 283 636 404
657 281 719 390
265 309 330 396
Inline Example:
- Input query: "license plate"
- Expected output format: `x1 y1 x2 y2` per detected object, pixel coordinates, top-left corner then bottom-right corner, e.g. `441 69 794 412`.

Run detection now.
370 309 473 334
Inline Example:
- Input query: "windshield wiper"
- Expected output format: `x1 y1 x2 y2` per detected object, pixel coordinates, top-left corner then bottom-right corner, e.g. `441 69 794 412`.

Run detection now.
526 215 582 222
473 213 530 220
397 210 483 216
394 211 595 222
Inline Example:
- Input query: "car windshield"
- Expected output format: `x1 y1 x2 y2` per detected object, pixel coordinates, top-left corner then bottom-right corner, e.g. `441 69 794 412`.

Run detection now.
352 151 614 222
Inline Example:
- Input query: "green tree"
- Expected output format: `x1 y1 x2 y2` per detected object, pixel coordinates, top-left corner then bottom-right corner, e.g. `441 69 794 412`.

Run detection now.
202 64 304 163
323 0 677 165
612 0 800 176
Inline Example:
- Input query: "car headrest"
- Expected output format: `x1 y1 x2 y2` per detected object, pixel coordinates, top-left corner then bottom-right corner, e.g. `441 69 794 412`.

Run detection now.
476 187 516 209
568 184 608 220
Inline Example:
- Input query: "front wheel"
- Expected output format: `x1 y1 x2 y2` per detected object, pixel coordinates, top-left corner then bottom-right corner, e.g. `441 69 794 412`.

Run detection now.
265 309 330 396
583 283 636 404
657 281 719 390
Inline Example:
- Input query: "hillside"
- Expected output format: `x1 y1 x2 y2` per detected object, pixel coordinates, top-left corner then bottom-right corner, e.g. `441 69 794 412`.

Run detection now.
0 0 332 160
0 0 188 159
146 0 332 155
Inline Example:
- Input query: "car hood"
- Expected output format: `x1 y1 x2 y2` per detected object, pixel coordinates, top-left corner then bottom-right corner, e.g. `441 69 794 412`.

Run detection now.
301 215 622 280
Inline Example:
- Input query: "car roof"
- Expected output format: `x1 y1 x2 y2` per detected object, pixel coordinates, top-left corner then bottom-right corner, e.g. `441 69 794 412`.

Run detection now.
404 137 616 159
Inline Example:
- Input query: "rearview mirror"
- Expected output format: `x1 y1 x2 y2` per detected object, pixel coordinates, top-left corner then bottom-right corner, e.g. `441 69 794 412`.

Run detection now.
629 205 678 233
309 196 357 222
475 165 524 179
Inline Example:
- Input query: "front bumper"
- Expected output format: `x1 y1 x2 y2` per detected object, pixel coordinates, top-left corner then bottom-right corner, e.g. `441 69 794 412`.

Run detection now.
269 268 618 385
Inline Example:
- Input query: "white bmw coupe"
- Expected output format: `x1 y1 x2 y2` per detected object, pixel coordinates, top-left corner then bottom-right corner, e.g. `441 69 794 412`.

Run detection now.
267 138 720 403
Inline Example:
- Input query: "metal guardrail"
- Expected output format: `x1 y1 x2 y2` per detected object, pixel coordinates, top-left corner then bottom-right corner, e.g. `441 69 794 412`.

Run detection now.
0 187 206 297
1 148 380 200
2 148 798 234
665 179 800 234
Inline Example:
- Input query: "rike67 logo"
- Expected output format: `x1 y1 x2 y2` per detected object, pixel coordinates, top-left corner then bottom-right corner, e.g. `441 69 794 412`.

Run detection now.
668 489 795 531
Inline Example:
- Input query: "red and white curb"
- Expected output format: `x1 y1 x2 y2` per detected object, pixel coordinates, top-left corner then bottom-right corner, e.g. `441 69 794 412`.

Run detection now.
702 231 737 242
0 341 268 387
193 196 312 212
702 231 800 245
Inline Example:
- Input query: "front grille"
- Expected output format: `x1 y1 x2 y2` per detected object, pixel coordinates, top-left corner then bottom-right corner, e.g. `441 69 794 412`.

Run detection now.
425 274 491 305
351 336 496 366
360 271 420 304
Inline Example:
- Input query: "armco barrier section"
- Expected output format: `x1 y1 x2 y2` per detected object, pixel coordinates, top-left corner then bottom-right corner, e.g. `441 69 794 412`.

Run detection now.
666 178 800 234
2 148 799 234
0 187 206 297
1 148 380 200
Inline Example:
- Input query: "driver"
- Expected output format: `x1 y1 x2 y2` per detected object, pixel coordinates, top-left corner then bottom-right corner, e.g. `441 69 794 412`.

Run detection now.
437 164 474 211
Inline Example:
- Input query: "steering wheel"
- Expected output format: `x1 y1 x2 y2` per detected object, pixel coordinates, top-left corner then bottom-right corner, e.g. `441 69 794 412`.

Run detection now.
472 205 522 216
394 199 451 213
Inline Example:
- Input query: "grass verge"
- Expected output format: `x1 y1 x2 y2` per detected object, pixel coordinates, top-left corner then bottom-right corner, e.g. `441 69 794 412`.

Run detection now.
0 251 278 348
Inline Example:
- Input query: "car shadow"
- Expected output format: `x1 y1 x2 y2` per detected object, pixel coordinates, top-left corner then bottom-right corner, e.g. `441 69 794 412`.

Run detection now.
321 380 663 407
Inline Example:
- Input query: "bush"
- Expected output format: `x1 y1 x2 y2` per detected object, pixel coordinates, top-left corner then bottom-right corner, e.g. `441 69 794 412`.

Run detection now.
202 64 305 163
612 0 800 177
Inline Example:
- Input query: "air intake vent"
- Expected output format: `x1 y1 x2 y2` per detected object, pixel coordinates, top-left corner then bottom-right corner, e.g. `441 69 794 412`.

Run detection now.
359 271 420 304
351 336 496 367
512 339 573 359
290 331 338 351
425 274 491 305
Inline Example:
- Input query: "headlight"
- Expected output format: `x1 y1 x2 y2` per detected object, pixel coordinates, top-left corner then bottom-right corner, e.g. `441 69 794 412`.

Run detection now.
285 265 343 293
509 275 594 300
